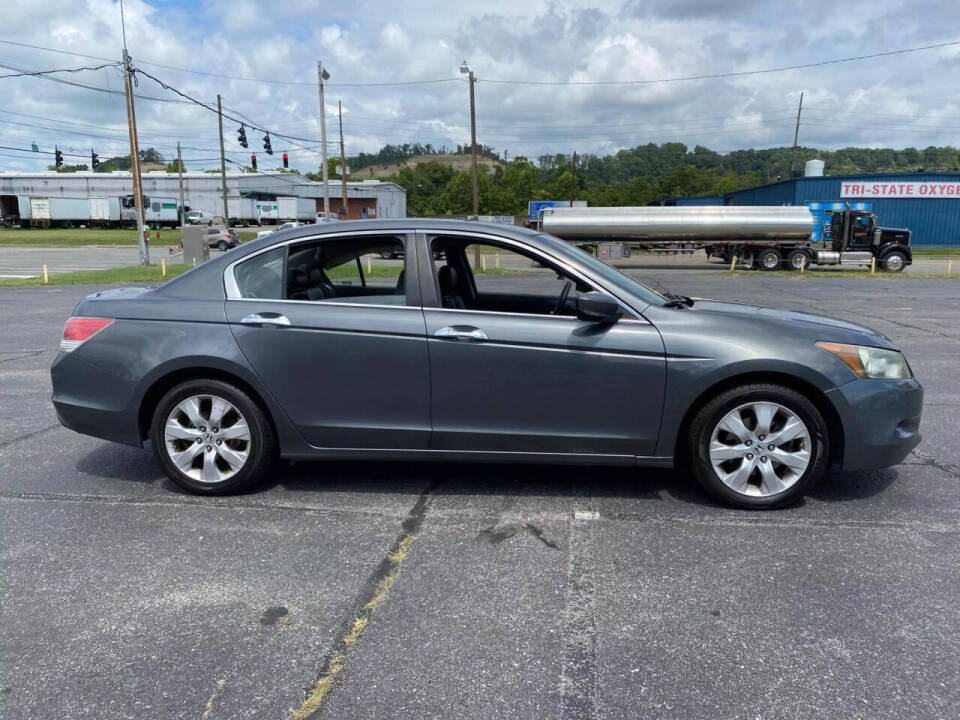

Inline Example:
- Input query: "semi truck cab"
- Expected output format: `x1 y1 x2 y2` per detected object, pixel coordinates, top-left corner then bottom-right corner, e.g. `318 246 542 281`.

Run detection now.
827 209 912 272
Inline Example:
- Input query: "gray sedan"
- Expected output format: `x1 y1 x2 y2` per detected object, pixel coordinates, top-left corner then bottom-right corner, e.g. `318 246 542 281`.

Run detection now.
50 220 922 509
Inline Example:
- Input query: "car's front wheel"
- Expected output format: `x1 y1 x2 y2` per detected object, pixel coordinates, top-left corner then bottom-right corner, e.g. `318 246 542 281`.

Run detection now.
151 379 275 494
686 383 829 509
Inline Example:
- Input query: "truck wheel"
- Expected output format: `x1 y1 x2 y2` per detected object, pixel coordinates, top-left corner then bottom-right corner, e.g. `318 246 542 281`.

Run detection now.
758 249 783 271
685 383 829 509
786 249 811 271
882 251 907 273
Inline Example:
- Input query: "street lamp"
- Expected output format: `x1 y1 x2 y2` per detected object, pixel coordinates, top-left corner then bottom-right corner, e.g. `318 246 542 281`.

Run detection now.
461 61 480 266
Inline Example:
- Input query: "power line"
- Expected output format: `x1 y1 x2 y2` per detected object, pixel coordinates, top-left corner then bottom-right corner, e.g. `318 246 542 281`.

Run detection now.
135 68 324 144
0 37 461 87
0 60 197 104
480 39 960 85
0 62 119 79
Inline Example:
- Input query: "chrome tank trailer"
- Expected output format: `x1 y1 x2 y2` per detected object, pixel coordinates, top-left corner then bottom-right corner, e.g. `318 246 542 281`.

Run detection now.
540 205 815 241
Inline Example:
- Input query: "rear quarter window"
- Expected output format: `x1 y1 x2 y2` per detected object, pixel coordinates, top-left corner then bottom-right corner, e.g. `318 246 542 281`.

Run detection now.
234 247 284 299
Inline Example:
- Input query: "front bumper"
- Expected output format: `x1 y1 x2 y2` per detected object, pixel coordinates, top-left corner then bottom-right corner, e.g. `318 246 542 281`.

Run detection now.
826 377 923 471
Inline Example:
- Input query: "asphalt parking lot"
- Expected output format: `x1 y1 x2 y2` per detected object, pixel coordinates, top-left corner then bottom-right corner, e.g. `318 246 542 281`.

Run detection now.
1 270 958 719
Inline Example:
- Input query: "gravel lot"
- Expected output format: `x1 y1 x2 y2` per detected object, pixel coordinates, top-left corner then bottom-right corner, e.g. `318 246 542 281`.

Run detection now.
1 270 958 719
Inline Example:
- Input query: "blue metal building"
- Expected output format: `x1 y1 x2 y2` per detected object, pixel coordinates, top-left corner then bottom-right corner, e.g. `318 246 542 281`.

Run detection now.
723 172 960 246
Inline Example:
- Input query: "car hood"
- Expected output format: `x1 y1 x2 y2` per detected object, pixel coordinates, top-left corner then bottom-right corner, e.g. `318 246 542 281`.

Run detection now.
689 299 896 348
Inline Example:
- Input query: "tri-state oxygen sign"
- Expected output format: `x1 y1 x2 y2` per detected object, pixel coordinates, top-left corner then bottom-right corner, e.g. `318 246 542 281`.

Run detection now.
840 181 960 198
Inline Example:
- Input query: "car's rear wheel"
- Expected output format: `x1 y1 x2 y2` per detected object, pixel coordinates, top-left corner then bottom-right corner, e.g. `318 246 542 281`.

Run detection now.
217 240 228 251
151 379 275 494
686 383 829 509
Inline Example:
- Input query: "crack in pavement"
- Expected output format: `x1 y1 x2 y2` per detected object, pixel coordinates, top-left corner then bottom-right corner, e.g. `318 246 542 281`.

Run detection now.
909 448 960 482
478 521 561 549
3 490 959 533
559 505 601 720
286 479 437 720
0 422 60 451
0 349 54 364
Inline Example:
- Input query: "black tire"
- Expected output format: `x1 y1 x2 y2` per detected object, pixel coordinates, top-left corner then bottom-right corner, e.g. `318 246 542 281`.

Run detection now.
757 248 783 271
217 240 228 251
151 379 275 495
685 383 829 509
882 251 907 273
785 249 811 271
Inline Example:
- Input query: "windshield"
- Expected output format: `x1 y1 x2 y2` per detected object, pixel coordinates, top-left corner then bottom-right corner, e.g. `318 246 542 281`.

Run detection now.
535 233 667 306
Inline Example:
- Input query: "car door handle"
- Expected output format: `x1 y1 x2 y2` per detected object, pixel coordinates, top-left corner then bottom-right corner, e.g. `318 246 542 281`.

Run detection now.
434 325 488 341
240 312 291 327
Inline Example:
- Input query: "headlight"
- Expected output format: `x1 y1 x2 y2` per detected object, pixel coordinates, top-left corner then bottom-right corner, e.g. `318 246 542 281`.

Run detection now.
816 342 912 379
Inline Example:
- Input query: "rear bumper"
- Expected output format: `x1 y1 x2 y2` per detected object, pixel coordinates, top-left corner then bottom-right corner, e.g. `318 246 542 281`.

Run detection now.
826 377 923 471
51 351 142 447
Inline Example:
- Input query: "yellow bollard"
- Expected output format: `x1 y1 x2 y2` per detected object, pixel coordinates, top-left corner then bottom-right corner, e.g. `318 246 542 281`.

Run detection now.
729 254 736 273
947 259 952 277
870 257 876 275
367 255 372 274
161 257 166 276
481 255 487 272
496 253 500 269
42 264 49 284
800 255 806 273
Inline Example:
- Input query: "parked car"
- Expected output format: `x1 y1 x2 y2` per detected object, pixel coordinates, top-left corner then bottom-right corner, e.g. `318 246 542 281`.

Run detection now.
50 220 922 509
206 226 240 251
185 210 214 226
316 212 341 223
256 221 304 239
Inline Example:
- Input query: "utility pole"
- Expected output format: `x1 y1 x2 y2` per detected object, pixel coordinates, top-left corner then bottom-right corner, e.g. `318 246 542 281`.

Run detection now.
122 49 148 265
176 141 185 230
338 100 349 219
318 61 331 219
461 61 480 266
217 94 229 225
570 151 578 206
790 91 804 177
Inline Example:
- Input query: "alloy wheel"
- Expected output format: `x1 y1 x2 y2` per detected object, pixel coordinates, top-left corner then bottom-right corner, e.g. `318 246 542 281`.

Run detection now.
708 401 811 497
163 394 251 483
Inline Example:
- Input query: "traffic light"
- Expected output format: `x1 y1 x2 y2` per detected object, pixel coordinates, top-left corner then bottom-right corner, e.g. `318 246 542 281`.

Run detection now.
250 153 257 170
263 132 273 155
91 150 99 169
237 124 248 148
54 146 63 168
282 152 288 169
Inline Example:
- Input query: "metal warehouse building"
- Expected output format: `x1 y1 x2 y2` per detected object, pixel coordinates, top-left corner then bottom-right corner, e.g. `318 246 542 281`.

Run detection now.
0 171 406 225
723 172 960 246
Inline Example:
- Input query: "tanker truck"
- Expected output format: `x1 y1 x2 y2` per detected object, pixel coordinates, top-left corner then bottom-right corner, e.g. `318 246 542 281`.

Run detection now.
539 205 912 272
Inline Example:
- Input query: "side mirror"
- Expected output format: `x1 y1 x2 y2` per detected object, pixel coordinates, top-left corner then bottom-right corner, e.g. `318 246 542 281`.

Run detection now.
576 291 621 323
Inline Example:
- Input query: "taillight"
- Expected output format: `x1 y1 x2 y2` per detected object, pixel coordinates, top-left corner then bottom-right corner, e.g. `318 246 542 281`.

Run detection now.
60 317 114 352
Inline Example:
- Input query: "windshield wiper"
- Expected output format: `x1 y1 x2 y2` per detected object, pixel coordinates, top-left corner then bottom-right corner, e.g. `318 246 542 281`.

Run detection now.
662 292 695 308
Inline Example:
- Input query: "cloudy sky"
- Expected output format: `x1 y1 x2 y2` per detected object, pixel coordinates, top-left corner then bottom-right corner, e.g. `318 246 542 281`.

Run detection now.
1 0 959 173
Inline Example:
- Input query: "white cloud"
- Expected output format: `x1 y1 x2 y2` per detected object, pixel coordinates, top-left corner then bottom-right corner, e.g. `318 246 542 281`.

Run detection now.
0 0 957 174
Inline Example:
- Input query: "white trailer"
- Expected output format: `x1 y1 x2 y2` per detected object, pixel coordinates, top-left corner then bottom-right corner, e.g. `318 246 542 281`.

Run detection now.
227 197 260 226
256 200 279 224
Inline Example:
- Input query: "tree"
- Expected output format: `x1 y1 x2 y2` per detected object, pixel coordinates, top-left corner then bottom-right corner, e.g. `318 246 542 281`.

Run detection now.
47 163 88 173
165 159 185 173
139 147 164 163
